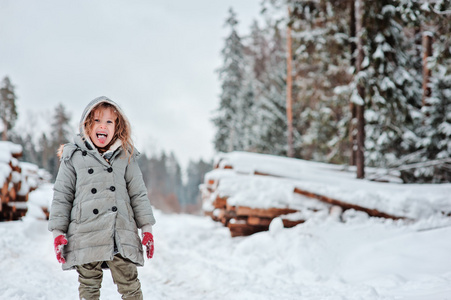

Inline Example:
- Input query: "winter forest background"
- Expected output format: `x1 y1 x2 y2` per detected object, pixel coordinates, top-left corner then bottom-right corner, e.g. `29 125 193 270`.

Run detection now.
1 0 450 214
213 0 450 183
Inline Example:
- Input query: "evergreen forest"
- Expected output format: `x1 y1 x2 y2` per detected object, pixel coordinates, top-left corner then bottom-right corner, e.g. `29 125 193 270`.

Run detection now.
213 0 450 183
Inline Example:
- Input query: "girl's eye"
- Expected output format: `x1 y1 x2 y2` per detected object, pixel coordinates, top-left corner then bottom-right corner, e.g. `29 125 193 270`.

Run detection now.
94 119 100 122
107 120 113 124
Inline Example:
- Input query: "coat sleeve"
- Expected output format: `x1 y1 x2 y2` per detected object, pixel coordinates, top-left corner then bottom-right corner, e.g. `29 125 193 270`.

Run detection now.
48 146 77 233
125 155 156 228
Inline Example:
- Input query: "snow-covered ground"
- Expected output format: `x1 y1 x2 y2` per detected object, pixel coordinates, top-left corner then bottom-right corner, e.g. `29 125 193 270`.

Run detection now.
1 183 451 299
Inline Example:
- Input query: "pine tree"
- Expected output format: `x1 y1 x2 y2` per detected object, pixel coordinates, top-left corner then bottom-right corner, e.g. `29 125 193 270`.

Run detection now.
0 76 18 141
39 133 52 176
403 1 451 182
48 103 72 179
185 159 213 213
251 21 288 156
268 1 353 162
355 1 422 170
166 152 184 206
10 132 39 164
51 103 72 148
213 8 246 152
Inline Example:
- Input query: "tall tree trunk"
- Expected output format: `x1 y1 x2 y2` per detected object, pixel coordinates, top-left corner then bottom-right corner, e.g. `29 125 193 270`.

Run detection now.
355 0 365 179
349 0 357 166
286 9 294 158
422 31 433 106
1 121 7 141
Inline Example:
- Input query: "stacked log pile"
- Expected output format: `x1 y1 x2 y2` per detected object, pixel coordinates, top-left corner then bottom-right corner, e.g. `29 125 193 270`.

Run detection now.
0 141 46 221
201 173 321 237
200 152 405 237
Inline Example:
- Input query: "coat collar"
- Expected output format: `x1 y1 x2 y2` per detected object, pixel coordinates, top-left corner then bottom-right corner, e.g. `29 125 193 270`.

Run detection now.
73 135 123 161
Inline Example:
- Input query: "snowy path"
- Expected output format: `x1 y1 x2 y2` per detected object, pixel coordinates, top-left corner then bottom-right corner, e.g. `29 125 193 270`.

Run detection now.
1 185 451 299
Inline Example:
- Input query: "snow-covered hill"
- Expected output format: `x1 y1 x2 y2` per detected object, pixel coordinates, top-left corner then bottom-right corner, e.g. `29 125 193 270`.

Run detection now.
1 182 451 299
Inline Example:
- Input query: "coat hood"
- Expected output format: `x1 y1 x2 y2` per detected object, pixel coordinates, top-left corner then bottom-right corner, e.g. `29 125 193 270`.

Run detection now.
79 96 129 139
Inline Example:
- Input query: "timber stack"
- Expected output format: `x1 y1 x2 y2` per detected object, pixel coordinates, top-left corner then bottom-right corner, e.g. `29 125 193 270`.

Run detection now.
0 141 47 221
200 152 405 237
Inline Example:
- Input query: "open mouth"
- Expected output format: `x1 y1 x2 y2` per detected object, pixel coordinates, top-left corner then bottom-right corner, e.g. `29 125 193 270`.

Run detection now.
96 132 108 144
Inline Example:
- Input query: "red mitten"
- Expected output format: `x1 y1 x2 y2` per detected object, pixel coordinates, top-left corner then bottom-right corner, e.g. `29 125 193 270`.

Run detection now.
142 232 154 259
54 235 68 264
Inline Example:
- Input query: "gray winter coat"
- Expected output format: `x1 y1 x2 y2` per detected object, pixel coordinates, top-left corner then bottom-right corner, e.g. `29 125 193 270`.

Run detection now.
48 97 156 270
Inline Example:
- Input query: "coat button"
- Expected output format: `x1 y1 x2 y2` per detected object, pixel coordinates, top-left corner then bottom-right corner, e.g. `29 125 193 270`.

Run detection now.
93 209 99 214
88 168 94 174
82 151 87 156
112 206 117 212
110 186 116 192
91 188 97 194
107 167 113 173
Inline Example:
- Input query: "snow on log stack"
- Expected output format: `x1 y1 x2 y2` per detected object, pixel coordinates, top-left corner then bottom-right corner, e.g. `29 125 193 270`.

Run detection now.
0 141 50 221
200 152 450 237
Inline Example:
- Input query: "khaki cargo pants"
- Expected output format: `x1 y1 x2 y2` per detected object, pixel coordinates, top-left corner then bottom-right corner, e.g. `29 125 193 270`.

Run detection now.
75 254 143 300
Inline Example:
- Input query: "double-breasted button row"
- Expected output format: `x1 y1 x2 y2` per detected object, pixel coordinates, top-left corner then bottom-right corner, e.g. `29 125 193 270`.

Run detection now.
88 167 113 174
91 187 115 194
92 207 117 214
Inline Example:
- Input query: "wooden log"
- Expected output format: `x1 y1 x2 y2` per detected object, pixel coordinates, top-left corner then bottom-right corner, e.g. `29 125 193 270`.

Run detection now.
227 220 268 237
247 216 272 226
7 202 28 221
226 203 236 212
253 170 280 177
236 206 298 219
213 195 228 209
212 208 225 222
10 163 21 173
42 207 50 220
293 187 404 220
1 172 12 201
1 180 9 201
16 194 28 202
11 150 23 159
8 185 16 200
1 180 11 204
282 219 304 228
223 209 237 225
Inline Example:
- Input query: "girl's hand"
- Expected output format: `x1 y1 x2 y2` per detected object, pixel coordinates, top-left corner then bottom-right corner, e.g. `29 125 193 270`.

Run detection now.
54 234 68 264
142 232 154 259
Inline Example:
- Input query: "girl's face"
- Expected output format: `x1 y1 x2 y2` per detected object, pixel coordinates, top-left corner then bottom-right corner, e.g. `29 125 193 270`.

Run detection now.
89 107 116 148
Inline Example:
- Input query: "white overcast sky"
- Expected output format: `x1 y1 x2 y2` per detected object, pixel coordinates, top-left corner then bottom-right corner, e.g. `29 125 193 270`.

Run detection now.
0 0 262 169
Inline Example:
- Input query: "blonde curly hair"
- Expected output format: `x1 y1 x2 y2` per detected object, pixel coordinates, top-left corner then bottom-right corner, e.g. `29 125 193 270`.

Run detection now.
83 102 134 159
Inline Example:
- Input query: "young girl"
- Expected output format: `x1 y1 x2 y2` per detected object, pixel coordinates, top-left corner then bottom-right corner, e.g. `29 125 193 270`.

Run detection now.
48 96 156 300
